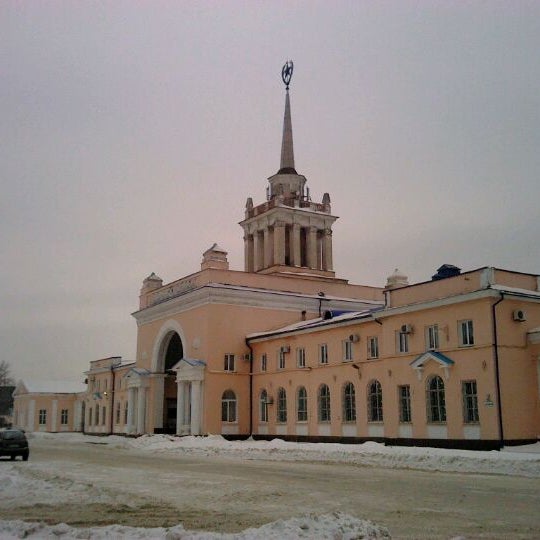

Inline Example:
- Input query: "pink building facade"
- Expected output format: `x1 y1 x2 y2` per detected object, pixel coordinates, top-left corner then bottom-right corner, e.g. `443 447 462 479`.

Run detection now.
13 70 540 449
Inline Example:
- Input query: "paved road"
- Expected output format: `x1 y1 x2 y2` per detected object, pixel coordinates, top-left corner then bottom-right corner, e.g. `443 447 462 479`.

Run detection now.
7 437 540 538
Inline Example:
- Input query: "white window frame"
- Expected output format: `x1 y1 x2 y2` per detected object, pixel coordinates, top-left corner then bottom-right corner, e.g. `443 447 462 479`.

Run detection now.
38 409 47 425
60 409 69 425
426 324 439 350
278 349 286 370
123 401 128 424
462 380 479 423
367 336 379 359
319 343 328 365
260 389 268 423
115 402 121 424
276 387 287 423
224 353 235 372
427 376 446 423
342 382 356 423
342 340 353 362
459 320 474 347
296 347 306 368
261 353 267 372
396 331 409 354
398 385 411 423
221 390 237 423
297 386 308 422
368 380 383 422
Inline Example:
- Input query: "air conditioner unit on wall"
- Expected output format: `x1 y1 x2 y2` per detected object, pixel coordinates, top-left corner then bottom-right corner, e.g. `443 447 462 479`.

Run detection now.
401 324 413 334
280 345 290 354
512 309 527 322
349 334 360 343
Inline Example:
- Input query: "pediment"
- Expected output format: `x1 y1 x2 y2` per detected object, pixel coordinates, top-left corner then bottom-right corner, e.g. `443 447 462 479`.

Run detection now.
172 358 206 382
410 351 454 380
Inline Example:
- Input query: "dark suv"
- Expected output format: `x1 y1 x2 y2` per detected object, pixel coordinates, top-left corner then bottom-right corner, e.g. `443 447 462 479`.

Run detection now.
0 429 29 461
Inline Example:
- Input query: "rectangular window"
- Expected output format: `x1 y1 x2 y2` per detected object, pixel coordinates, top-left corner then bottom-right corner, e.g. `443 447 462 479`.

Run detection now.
319 344 328 365
398 385 412 423
396 331 409 353
38 409 47 425
104 379 108 391
278 349 286 370
60 409 69 425
102 406 107 425
296 347 306 368
116 402 121 424
124 402 128 424
261 353 267 372
342 340 353 362
224 354 235 372
367 336 379 359
459 320 474 346
426 324 439 350
462 380 479 423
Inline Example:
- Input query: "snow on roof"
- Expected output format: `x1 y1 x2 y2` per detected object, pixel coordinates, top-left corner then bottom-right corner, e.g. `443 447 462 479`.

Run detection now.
18 380 86 394
489 284 540 298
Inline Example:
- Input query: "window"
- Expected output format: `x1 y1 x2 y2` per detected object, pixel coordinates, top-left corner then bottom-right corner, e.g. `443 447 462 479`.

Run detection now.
296 347 306 368
38 409 47 425
104 379 108 391
318 384 331 422
297 386 308 422
60 409 69 425
342 340 353 362
426 324 439 350
261 353 267 372
124 401 128 424
224 354 235 372
367 336 379 359
399 385 411 423
396 331 409 353
95 404 100 426
319 344 328 365
277 387 287 423
427 376 446 423
260 390 268 423
459 320 474 346
462 380 479 423
368 380 383 422
102 406 107 425
342 382 356 422
88 408 93 426
221 390 237 422
278 349 286 370
116 402 121 424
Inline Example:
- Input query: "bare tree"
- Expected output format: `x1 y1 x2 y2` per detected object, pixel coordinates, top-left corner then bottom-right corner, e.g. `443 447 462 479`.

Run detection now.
0 360 14 386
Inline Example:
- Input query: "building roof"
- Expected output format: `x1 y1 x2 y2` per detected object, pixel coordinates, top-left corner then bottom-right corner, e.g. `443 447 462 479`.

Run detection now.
15 380 86 395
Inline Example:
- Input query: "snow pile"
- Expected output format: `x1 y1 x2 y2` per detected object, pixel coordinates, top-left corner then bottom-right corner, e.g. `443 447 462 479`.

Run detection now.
0 512 389 539
120 434 540 478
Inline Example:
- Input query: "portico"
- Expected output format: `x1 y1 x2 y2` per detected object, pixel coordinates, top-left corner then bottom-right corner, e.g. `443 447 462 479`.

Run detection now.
172 358 206 436
124 368 150 435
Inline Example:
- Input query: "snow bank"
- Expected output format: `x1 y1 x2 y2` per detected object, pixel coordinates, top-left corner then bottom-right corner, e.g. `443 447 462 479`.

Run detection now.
0 512 389 539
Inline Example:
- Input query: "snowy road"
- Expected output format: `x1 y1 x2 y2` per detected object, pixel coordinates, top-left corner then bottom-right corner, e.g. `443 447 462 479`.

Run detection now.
1 434 539 538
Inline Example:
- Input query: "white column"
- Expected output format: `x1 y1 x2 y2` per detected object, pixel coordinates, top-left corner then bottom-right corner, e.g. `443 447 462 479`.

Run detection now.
176 380 186 435
253 231 262 271
323 229 333 271
273 222 285 266
307 226 318 269
190 380 202 436
137 387 146 434
292 224 301 266
152 374 165 431
127 387 136 434
51 400 58 432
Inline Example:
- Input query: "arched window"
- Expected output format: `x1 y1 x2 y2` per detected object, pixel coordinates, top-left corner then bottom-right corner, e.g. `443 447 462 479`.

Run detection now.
368 380 383 422
427 376 446 422
318 384 331 422
277 387 287 423
221 390 237 423
342 382 356 422
260 389 268 423
297 386 308 422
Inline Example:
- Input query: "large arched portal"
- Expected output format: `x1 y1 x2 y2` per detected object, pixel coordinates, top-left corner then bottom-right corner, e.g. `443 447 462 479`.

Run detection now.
161 332 184 433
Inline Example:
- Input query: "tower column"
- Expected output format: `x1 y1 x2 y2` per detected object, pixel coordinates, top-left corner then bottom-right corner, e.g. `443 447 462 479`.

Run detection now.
307 226 318 269
273 221 286 266
244 234 254 272
323 229 333 271
263 227 273 268
292 224 301 266
253 231 263 272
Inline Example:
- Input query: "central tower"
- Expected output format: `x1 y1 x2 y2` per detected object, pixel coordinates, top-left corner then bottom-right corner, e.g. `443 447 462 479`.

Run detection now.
240 62 338 278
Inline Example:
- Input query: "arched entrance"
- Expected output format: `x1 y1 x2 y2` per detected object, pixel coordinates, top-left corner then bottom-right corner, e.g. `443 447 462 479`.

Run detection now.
161 332 184 433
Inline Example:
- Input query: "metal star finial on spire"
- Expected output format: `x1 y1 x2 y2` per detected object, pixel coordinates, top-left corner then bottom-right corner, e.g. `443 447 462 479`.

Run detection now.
282 60 293 90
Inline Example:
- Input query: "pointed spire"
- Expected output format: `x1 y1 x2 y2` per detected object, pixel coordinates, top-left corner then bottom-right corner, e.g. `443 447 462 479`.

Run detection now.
278 61 297 174
278 90 296 174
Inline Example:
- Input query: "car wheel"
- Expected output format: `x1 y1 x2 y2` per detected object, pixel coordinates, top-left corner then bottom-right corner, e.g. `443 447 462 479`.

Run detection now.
10 455 16 461
22 452 29 462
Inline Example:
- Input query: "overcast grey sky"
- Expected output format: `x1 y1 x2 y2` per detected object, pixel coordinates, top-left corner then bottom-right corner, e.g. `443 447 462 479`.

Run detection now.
2 2 539 383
